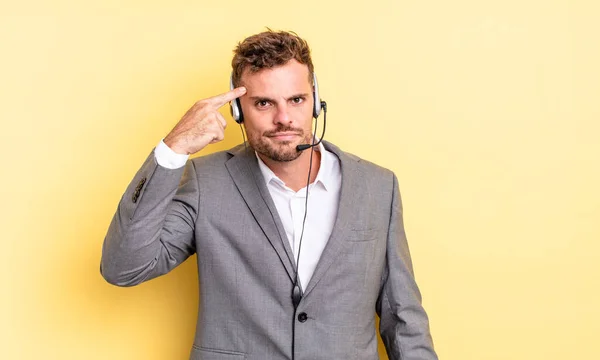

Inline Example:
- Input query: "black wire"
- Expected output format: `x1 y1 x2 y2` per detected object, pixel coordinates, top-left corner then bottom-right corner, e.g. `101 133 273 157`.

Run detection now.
294 116 318 287
239 123 247 152
291 107 322 360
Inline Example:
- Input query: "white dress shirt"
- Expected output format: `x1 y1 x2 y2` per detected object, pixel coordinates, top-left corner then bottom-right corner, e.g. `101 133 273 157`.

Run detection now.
154 139 342 290
254 143 341 290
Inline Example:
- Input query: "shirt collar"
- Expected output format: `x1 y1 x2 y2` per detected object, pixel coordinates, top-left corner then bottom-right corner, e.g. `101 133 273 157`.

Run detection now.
255 141 334 192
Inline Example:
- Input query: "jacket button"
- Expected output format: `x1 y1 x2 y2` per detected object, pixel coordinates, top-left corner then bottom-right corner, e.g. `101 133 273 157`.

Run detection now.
132 189 140 203
297 312 308 323
136 177 146 191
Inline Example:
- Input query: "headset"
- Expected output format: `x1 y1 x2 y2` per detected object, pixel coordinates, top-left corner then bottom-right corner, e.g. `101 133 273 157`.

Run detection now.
229 71 327 360
229 73 322 123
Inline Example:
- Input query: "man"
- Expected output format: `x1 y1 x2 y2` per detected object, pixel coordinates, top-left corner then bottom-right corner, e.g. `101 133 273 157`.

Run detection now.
101 30 437 360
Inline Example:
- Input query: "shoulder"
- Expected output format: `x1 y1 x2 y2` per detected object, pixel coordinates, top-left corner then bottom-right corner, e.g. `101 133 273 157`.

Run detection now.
325 141 396 184
189 144 245 166
187 143 247 178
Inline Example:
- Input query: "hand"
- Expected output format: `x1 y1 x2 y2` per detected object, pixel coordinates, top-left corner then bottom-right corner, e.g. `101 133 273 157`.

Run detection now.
163 87 247 155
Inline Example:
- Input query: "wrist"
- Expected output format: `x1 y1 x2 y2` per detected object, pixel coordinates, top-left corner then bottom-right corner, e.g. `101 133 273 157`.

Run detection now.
163 136 189 155
155 139 189 169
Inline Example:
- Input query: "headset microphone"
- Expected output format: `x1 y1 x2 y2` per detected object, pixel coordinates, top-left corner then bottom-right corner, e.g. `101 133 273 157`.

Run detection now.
296 100 327 152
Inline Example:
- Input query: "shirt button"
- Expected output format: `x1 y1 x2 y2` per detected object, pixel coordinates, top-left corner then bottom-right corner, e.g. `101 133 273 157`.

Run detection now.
297 312 308 323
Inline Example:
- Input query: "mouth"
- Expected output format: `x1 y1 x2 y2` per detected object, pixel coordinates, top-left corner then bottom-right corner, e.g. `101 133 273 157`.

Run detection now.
266 132 301 141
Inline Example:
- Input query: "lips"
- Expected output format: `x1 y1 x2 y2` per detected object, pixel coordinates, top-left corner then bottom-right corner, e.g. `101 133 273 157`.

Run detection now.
267 132 300 137
267 132 301 141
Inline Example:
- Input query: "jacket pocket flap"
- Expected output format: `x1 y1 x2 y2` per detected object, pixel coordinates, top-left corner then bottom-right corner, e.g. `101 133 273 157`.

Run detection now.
347 228 379 242
190 345 246 360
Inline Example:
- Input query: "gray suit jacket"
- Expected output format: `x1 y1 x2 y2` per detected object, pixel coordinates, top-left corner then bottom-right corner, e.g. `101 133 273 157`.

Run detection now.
101 141 437 360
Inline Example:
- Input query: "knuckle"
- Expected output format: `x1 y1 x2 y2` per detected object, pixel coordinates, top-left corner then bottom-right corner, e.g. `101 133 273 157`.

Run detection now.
195 99 209 108
199 111 217 124
208 112 220 123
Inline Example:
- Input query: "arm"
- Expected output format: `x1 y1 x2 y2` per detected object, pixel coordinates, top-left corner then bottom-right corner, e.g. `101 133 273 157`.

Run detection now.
376 174 438 360
100 152 199 286
100 86 247 286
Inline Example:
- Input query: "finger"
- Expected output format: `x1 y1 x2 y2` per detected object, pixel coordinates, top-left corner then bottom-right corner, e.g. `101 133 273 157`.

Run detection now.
207 86 247 108
210 132 225 144
215 112 227 129
209 122 225 144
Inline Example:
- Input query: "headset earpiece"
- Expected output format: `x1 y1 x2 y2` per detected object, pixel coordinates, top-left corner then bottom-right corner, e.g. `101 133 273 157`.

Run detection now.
230 72 321 123
312 73 321 118
229 75 244 124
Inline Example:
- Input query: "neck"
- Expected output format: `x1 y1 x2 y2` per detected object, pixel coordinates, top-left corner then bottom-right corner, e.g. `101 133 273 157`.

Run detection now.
258 149 321 192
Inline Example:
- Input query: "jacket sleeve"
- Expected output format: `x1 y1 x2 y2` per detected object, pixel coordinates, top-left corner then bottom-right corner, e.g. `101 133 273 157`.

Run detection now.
376 173 438 360
100 150 199 286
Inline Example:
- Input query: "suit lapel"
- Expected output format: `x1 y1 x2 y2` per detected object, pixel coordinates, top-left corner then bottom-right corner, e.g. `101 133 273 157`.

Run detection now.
302 142 363 297
225 146 297 283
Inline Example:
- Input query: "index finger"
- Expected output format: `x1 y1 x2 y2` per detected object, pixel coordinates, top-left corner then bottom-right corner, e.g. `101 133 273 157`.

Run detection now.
207 87 247 108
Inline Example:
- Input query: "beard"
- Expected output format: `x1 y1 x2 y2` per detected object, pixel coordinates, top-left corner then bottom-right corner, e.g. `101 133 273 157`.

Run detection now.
248 125 313 162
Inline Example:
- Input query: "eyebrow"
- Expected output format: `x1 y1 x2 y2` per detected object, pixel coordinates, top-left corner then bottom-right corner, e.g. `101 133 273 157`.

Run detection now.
248 93 310 102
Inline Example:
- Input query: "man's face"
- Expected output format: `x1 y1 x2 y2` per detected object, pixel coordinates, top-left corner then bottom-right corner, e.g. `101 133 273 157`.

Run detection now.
239 59 314 162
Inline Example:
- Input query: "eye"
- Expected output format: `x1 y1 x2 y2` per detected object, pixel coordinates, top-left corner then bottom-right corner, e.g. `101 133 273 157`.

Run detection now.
255 100 271 109
291 97 304 104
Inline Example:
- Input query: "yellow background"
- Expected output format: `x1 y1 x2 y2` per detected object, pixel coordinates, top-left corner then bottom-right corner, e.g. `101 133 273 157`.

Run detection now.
1 0 599 359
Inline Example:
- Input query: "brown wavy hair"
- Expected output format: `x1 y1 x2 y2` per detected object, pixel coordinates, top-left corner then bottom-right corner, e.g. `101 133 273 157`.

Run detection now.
231 29 314 87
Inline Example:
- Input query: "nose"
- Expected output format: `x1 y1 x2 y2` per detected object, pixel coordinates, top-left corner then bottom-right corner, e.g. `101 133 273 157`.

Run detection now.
273 104 291 125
